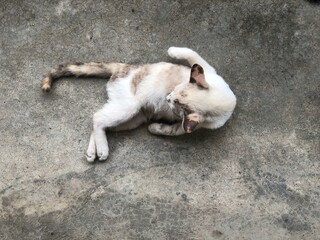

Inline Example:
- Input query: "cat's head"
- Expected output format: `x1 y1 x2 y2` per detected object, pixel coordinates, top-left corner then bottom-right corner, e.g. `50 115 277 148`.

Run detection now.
166 64 215 133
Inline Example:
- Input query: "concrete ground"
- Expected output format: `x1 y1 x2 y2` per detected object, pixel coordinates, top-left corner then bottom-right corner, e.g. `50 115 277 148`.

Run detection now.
0 0 319 239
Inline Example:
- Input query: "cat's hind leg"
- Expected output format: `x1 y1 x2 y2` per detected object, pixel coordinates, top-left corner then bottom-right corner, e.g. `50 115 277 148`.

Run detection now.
110 112 147 131
89 102 140 161
86 112 146 162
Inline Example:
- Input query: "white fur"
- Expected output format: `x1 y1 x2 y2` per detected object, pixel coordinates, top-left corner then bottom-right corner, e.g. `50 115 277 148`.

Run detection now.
84 47 236 161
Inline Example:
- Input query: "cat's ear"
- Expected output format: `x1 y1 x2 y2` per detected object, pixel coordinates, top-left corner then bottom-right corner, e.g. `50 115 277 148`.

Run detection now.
190 64 209 89
182 113 200 133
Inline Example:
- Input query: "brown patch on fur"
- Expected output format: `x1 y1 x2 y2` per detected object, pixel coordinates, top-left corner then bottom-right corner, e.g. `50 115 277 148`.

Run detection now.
131 66 149 94
162 64 190 92
183 113 200 133
110 64 132 81
41 65 73 91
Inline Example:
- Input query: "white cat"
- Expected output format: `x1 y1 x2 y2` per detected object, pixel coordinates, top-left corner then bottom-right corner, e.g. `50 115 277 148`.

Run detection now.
41 47 236 162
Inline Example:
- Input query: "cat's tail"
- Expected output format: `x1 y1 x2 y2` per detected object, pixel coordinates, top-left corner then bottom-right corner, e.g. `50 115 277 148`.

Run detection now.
41 62 128 92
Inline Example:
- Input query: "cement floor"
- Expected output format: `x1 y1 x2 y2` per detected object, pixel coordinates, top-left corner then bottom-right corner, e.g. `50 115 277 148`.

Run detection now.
0 0 319 239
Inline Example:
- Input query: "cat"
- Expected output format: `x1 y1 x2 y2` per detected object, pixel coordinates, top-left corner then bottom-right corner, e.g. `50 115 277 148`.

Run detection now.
41 47 236 162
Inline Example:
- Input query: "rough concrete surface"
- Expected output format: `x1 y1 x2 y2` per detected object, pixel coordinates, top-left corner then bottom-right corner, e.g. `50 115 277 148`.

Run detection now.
0 0 319 239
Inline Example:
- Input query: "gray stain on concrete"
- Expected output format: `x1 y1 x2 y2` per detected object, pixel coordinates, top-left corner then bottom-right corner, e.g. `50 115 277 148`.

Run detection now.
0 0 319 239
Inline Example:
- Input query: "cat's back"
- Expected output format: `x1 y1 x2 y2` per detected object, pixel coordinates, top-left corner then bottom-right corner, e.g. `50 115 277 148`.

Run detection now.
133 62 190 97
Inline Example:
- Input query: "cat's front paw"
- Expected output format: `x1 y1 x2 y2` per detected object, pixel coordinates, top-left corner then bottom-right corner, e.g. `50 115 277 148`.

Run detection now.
148 123 164 135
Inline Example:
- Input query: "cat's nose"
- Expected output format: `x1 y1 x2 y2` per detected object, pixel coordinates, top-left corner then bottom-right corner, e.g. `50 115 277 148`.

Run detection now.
166 95 171 102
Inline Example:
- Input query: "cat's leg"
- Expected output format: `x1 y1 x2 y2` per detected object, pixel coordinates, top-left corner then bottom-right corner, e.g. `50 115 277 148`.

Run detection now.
86 111 145 162
86 113 145 162
90 103 139 161
167 47 216 73
110 112 147 131
148 123 185 136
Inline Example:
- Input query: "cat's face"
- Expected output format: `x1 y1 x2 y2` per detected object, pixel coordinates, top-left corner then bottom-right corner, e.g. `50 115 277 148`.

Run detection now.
167 64 212 133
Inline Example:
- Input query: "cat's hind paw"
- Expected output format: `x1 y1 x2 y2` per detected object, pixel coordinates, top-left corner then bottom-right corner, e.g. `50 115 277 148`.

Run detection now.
86 147 97 162
86 152 96 163
97 148 109 161
86 146 108 162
